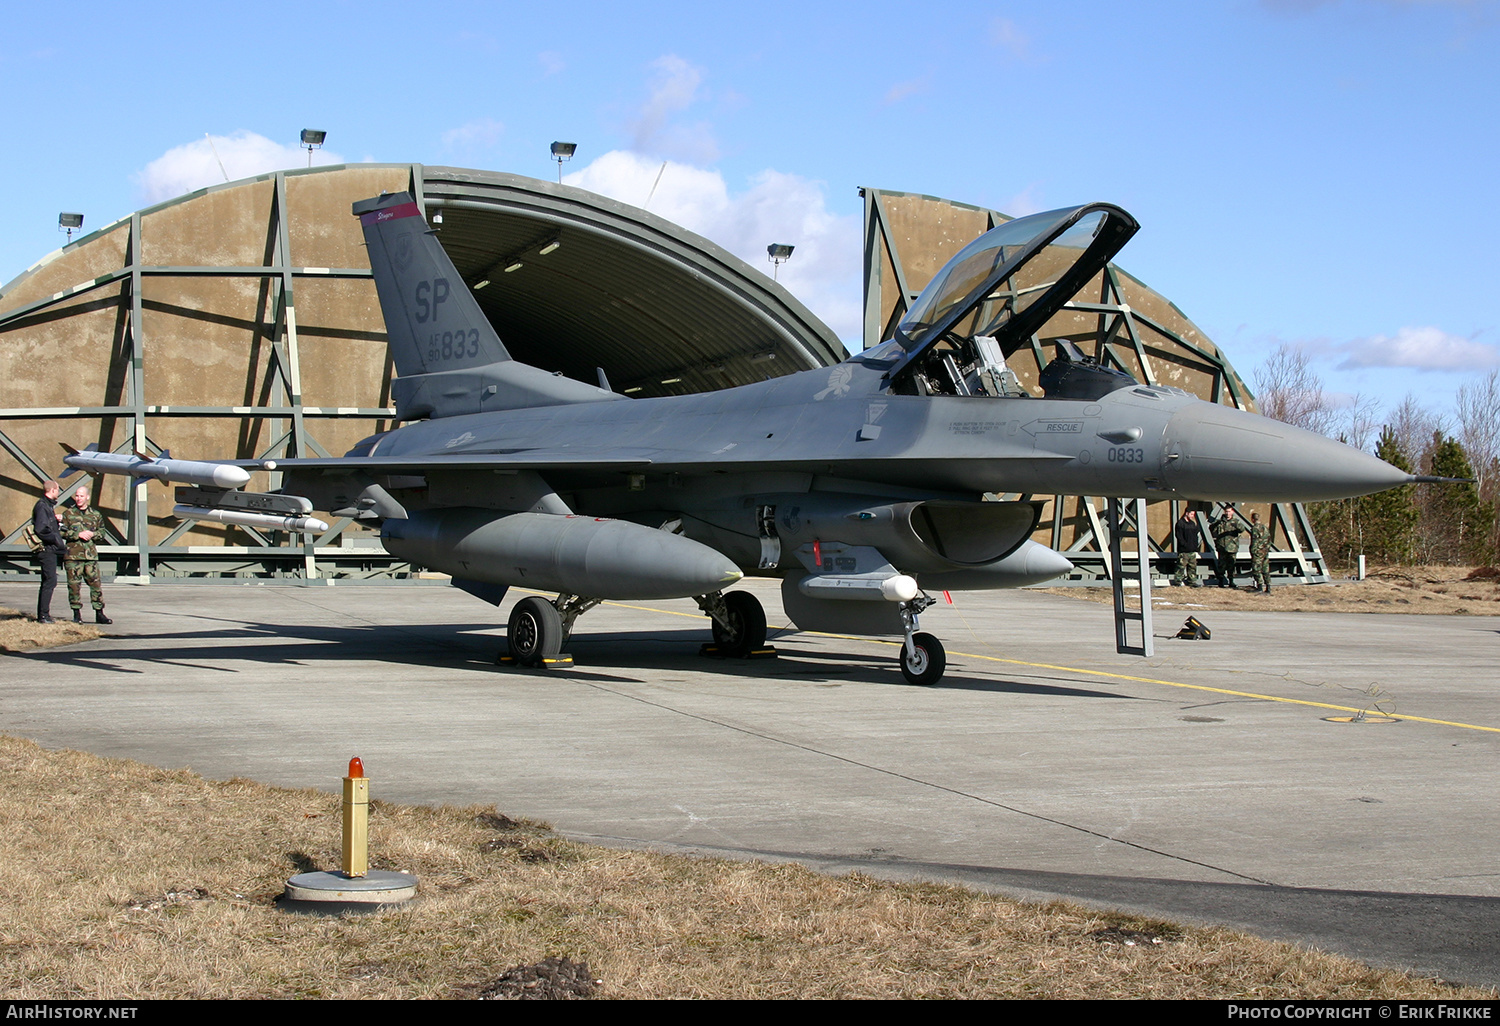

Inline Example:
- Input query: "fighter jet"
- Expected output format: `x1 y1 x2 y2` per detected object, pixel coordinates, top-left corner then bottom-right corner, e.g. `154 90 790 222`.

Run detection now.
67 192 1413 684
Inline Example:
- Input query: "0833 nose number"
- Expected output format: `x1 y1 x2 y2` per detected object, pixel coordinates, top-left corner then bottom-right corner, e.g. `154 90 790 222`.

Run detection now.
1106 447 1145 463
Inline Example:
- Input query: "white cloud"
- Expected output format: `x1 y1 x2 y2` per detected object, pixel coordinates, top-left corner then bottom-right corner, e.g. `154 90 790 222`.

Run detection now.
538 50 565 75
997 186 1044 218
629 55 718 163
565 150 861 346
441 118 504 152
989 17 1036 61
883 77 929 105
134 131 345 204
1335 325 1500 371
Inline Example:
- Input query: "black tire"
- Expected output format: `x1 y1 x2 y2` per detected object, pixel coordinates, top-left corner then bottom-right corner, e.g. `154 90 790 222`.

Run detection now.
711 591 767 657
508 596 563 666
899 632 946 686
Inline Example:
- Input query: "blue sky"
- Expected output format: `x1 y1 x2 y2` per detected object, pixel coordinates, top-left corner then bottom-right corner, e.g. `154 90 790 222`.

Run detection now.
2 0 1496 434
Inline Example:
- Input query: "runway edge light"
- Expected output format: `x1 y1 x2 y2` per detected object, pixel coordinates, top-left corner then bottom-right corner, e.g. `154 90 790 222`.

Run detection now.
281 757 418 909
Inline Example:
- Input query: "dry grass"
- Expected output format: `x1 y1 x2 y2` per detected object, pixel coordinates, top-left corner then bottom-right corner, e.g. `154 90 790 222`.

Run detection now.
0 736 1488 1000
1041 565 1500 617
0 606 101 653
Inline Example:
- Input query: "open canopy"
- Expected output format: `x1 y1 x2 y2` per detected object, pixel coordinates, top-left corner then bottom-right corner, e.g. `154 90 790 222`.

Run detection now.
885 202 1139 391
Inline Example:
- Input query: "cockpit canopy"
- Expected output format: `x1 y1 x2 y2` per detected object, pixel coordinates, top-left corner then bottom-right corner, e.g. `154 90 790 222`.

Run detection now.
886 203 1139 399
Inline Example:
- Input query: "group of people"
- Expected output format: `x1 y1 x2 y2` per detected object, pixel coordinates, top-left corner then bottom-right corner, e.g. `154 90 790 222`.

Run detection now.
1170 503 1272 592
31 480 109 625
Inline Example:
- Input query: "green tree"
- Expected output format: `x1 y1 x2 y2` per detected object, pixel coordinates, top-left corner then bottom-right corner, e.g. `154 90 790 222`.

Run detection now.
1423 436 1496 565
1352 427 1417 564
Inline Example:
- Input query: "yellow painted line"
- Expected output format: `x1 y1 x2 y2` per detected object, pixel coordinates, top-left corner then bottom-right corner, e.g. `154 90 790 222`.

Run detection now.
524 591 1500 735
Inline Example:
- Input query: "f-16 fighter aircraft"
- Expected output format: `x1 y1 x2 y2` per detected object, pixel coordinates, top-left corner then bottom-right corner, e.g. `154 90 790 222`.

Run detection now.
68 192 1413 684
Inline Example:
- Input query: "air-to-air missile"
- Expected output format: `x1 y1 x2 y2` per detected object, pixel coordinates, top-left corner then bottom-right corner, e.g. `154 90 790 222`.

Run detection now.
172 505 330 534
57 194 1421 684
62 447 251 489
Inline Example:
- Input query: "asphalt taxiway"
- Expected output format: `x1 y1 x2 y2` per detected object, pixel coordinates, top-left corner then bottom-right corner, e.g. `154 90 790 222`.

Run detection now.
1 579 1496 987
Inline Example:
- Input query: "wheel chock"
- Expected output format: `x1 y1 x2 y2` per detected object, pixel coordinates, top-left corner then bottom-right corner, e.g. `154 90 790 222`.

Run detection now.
698 644 778 660
495 653 575 669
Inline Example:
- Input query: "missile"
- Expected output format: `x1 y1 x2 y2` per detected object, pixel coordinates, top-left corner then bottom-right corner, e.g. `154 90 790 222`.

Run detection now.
382 508 744 600
63 449 250 489
174 505 329 533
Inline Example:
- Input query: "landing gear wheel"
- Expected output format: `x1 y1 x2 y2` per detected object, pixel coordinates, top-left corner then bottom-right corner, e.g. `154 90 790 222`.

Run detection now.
508 596 563 667
711 591 767 657
900 632 946 686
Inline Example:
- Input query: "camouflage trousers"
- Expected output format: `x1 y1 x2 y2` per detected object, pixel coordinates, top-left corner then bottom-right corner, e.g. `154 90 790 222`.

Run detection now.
1214 548 1238 585
65 559 104 610
1171 551 1199 585
1251 549 1271 590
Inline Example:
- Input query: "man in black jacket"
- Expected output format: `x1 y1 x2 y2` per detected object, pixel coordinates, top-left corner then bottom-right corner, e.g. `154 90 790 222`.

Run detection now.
32 480 67 623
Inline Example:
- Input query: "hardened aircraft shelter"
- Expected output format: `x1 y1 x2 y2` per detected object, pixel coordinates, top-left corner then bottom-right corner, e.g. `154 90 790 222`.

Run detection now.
0 164 1324 583
0 163 843 581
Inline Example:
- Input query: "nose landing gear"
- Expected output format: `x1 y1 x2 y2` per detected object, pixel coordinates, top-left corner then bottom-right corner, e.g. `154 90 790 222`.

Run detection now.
898 595 945 685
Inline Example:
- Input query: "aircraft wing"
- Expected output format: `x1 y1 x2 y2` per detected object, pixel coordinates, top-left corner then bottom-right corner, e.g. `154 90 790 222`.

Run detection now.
219 452 656 473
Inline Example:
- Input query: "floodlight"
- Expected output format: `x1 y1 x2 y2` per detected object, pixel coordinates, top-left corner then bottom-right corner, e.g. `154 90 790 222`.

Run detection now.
301 128 327 167
58 212 84 243
767 242 794 280
538 239 561 256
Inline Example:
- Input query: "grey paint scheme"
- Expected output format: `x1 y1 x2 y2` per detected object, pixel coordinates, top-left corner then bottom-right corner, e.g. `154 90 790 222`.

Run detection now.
248 193 1408 647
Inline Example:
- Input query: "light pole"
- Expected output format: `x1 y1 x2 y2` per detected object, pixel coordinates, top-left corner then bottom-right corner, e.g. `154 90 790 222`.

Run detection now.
767 243 794 281
550 141 577 183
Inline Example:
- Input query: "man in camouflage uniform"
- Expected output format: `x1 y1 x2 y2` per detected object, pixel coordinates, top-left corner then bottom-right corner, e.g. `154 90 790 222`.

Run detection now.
1171 508 1204 587
61 485 110 624
1248 510 1272 593
1210 502 1244 588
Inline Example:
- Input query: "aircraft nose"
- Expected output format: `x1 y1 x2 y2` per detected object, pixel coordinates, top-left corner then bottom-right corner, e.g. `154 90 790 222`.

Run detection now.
1161 402 1412 502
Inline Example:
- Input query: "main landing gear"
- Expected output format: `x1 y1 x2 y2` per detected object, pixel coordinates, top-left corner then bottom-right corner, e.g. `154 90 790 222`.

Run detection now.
898 595 945 685
504 592 600 668
696 590 768 658
503 590 771 669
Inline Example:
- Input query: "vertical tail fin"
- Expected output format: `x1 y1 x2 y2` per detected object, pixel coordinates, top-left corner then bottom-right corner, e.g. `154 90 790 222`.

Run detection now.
355 192 510 376
353 192 619 420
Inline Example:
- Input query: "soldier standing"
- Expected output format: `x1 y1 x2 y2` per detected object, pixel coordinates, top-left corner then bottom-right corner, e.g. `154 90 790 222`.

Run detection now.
1171 508 1204 587
1210 502 1244 588
1249 510 1272 593
61 485 110 624
32 480 66 623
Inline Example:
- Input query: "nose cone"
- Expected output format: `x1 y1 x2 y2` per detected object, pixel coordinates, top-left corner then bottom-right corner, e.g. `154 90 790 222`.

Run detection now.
1162 402 1412 502
1008 540 1077 584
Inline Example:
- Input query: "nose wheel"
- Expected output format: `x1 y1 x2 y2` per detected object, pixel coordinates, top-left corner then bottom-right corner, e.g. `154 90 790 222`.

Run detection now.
899 631 946 685
898 595 945 685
